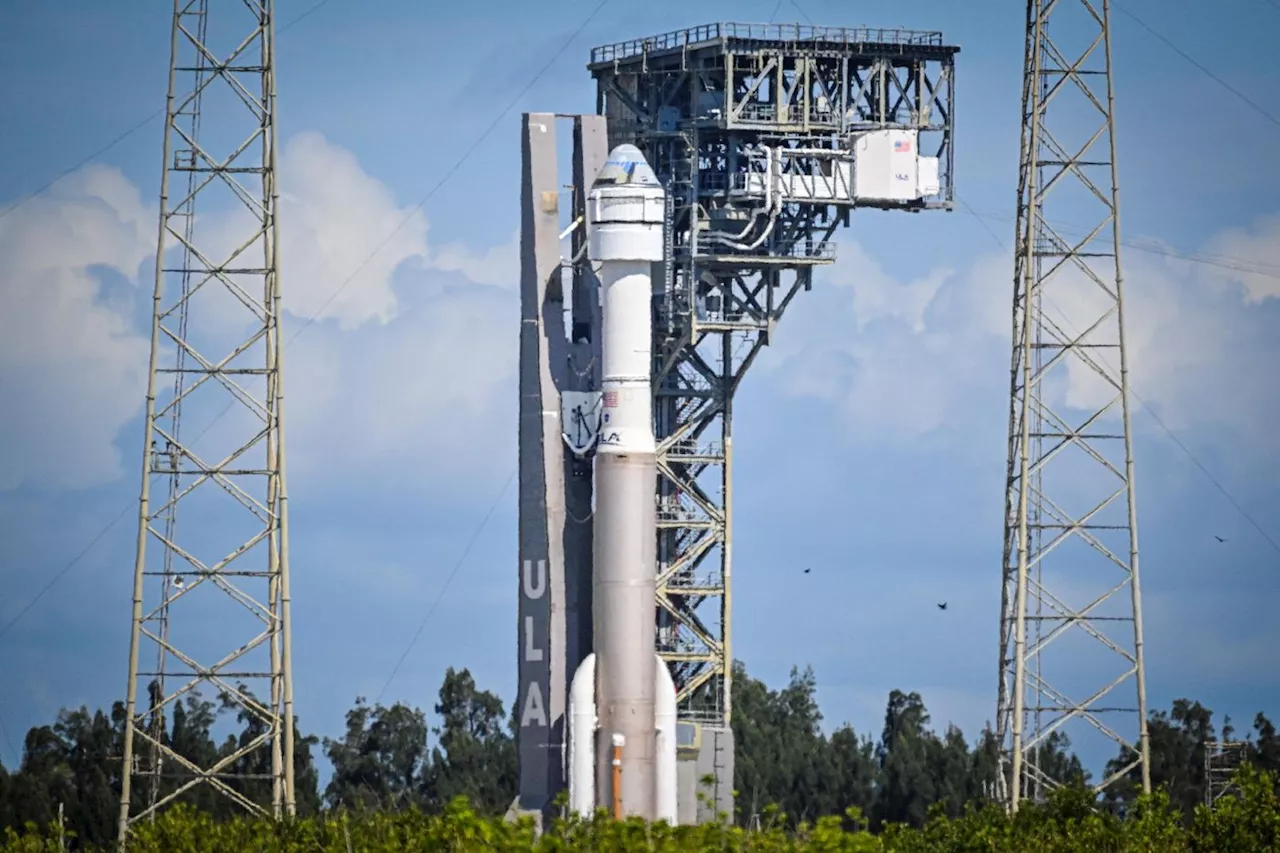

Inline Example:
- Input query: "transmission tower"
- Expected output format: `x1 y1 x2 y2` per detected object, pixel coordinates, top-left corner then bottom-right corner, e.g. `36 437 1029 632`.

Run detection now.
117 0 295 843
995 0 1150 810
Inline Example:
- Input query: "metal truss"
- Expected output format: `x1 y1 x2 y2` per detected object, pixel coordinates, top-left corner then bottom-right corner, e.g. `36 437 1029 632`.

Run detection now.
590 22 958 726
118 0 294 842
994 0 1150 810
1204 740 1248 808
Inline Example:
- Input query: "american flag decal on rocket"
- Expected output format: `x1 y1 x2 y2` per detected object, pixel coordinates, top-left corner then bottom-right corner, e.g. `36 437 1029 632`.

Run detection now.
603 390 618 407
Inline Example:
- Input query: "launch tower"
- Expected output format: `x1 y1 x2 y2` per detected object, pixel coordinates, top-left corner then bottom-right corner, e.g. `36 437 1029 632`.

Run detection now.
518 22 959 823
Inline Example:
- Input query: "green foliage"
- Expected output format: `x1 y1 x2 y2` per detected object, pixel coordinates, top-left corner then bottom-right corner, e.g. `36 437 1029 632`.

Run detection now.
4 767 1280 851
4 660 1280 850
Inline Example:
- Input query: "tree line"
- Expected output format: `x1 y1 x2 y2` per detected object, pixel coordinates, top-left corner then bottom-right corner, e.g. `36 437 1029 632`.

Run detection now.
1 660 1277 849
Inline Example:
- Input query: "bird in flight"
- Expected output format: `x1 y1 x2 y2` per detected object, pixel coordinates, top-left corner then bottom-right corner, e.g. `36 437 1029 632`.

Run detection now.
803 568 811 574
937 602 947 611
1214 535 1227 543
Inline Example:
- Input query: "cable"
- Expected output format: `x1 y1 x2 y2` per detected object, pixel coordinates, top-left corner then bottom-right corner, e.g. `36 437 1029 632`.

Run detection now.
0 708 17 768
0 112 164 223
0 0 610 766
293 0 612 339
0 0 610 642
0 504 132 643
769 0 813 24
788 0 815 24
1112 1 1280 129
372 468 516 706
958 203 1280 281
0 0 344 639
955 193 1280 559
0 0 340 223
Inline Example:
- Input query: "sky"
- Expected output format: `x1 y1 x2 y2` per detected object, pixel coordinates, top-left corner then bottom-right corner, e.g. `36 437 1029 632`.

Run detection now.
0 0 1278 788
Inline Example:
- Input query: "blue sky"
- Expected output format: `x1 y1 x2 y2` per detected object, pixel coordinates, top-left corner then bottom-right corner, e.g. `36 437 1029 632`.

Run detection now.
1 0 1278 786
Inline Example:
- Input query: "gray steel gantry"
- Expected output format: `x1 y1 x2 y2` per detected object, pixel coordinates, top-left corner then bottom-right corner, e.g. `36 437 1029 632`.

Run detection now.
588 21 959 819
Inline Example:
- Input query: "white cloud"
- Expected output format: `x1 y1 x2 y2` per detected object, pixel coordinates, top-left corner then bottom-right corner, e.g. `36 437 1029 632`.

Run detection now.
428 230 520 290
277 132 431 329
284 274 519 488
192 130 431 333
0 166 154 491
768 214 1280 453
0 133 521 495
1200 213 1280 304
764 247 1010 442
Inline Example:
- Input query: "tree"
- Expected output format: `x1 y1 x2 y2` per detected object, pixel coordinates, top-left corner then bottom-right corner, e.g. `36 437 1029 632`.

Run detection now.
731 663 839 827
1104 698 1218 815
420 667 517 814
3 662 1276 842
323 698 429 812
873 689 938 828
1251 712 1280 777
825 723 878 823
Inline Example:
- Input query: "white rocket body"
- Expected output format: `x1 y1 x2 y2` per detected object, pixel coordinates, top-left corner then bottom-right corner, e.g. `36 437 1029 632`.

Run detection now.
566 145 678 822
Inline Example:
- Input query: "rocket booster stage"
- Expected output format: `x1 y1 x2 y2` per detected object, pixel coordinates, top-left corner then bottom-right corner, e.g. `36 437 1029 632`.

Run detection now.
567 145 678 822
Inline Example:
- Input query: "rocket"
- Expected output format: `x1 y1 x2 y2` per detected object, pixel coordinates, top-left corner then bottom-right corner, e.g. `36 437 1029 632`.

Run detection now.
566 144 679 823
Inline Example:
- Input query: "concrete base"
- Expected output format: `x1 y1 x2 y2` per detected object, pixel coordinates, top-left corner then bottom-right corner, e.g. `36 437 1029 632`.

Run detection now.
503 798 544 835
675 724 735 825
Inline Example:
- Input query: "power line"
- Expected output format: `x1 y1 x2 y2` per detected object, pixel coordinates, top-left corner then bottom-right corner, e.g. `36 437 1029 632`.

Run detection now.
0 504 132 643
0 0 338 223
0 112 163 223
954 194 1280 560
0 706 17 768
961 205 1280 281
293 0 612 338
1113 1 1280 128
0 0 609 770
373 468 516 706
0 0 611 670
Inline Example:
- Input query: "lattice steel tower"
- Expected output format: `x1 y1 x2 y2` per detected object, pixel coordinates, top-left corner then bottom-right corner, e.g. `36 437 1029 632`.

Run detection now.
118 0 295 842
995 0 1150 810
589 24 958 798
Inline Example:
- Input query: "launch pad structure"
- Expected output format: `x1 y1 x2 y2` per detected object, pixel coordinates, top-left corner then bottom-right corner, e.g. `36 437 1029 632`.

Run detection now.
517 22 959 823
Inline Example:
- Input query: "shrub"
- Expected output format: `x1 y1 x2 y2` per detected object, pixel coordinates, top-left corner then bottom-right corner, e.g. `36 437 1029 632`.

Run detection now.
4 767 1278 852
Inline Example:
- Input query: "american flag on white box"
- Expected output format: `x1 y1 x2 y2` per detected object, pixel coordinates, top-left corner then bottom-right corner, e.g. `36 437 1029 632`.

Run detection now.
603 390 618 407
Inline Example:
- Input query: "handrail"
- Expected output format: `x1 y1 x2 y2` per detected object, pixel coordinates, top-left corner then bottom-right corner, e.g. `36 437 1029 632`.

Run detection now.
590 22 947 65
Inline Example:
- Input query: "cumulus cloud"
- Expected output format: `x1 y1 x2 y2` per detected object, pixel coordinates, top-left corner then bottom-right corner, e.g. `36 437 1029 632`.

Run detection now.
762 246 1010 442
767 213 1280 452
191 130 430 332
428 230 520 290
0 133 521 494
1200 213 1280 304
276 132 430 328
284 273 519 489
197 132 521 331
0 166 154 491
